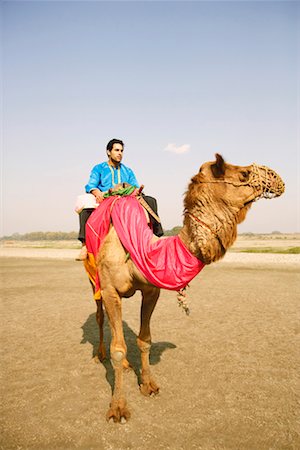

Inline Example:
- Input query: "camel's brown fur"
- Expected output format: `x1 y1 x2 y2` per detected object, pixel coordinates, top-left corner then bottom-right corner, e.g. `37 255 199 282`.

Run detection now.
93 154 284 423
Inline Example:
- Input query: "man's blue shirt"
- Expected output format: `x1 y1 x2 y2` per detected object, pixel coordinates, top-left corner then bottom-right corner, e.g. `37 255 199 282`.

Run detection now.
85 162 139 193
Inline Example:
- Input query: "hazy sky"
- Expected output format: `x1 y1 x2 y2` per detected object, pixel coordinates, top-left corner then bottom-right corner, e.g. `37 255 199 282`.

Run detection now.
1 0 299 236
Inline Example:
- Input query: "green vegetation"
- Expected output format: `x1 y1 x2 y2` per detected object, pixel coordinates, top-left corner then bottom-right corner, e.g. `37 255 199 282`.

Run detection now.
163 226 182 236
238 247 300 254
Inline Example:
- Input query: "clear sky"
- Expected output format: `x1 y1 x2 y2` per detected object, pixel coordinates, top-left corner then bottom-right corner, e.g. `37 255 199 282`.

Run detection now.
1 0 299 236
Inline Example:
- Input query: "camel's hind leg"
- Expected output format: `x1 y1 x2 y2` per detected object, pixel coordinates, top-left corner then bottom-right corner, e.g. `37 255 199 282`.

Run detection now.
137 286 160 396
101 287 130 423
95 299 106 362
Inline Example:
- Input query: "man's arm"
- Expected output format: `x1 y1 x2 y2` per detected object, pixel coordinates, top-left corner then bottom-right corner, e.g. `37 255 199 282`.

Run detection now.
126 168 139 188
85 165 105 203
85 165 101 192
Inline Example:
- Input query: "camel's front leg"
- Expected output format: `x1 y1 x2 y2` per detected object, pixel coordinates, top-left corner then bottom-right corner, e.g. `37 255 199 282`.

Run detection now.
137 286 160 396
101 288 130 423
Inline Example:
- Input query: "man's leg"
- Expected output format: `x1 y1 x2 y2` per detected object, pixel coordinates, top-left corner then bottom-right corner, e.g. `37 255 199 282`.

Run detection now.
142 195 164 237
76 208 95 260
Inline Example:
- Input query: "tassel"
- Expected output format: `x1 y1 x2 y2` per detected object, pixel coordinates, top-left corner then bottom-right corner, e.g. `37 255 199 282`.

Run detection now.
177 286 190 315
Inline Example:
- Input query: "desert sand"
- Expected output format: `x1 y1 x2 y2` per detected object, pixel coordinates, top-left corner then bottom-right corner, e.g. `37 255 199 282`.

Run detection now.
1 249 299 449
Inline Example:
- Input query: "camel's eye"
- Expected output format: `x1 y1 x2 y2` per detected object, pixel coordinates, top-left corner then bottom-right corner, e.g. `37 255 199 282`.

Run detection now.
239 170 249 181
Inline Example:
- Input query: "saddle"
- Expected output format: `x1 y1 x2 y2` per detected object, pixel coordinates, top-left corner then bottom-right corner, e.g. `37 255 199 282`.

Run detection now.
106 183 161 224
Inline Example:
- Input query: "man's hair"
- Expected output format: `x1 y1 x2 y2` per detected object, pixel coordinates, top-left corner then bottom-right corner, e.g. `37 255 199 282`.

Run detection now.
106 138 124 152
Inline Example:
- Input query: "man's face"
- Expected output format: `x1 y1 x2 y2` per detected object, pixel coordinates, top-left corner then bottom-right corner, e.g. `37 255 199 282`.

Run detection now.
108 143 123 164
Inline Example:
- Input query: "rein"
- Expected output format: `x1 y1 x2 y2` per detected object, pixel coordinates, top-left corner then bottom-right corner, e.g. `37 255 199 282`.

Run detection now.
136 195 161 223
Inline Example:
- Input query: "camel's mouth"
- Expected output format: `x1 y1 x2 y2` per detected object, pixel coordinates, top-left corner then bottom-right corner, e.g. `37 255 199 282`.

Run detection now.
250 164 285 200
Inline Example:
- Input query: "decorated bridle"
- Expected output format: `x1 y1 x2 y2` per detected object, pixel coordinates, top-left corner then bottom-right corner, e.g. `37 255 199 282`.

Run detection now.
195 163 285 200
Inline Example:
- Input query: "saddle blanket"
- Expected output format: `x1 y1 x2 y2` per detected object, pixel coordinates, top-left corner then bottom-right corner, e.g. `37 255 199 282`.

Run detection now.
84 195 205 299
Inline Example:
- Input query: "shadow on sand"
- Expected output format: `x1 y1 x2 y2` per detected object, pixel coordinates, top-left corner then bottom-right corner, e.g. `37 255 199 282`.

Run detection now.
81 313 176 390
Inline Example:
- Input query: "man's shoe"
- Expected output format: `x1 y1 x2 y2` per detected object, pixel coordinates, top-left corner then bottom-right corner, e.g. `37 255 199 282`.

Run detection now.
76 245 87 261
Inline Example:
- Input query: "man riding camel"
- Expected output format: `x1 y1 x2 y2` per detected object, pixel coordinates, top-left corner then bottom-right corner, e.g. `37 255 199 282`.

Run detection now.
76 138 163 260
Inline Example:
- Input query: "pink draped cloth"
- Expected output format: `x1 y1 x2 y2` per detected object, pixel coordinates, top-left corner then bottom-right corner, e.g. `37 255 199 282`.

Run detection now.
85 196 204 295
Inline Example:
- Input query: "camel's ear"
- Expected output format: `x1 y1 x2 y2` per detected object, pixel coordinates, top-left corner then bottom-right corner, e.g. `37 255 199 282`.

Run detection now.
211 153 225 178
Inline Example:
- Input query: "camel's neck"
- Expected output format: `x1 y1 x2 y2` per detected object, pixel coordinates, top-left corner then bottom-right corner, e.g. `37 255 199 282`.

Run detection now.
179 196 240 264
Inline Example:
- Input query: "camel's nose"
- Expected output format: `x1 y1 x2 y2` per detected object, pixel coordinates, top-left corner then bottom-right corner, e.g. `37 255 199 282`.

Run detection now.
270 173 285 197
261 168 285 199
252 164 285 199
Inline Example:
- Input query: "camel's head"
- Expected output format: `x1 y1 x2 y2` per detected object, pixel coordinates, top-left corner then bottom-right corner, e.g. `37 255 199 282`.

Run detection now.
182 154 285 263
182 154 284 263
195 153 285 208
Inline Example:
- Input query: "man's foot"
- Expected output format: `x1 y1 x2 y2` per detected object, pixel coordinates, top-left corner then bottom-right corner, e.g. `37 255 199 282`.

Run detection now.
75 245 87 261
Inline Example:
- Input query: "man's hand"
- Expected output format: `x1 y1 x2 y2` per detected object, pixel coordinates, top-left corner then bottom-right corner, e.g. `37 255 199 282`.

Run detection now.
91 188 105 203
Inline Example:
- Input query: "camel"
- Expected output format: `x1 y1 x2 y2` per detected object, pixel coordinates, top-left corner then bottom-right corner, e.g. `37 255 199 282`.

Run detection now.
86 154 284 423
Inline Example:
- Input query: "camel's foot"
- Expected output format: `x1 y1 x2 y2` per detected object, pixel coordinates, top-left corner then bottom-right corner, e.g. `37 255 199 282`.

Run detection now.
140 379 159 397
106 398 131 424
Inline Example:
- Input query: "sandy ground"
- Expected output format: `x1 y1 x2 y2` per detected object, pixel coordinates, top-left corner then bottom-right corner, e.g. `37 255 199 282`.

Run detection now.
1 251 299 449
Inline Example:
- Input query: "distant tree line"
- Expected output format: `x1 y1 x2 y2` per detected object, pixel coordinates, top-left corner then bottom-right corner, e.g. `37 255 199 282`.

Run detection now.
0 231 78 241
1 227 183 241
0 229 286 241
163 226 182 236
